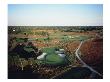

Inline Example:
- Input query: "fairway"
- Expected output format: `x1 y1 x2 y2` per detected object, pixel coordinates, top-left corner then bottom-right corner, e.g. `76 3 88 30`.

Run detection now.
16 38 25 42
24 46 34 53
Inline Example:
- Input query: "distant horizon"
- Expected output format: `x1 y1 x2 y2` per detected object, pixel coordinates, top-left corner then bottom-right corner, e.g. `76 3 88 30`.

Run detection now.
8 25 103 27
8 4 103 26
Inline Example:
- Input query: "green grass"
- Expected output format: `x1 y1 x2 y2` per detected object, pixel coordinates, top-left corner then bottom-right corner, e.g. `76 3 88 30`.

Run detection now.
42 47 55 54
46 54 60 62
61 35 91 42
16 38 25 42
37 37 50 42
45 54 67 65
28 38 38 41
40 47 68 65
23 46 34 52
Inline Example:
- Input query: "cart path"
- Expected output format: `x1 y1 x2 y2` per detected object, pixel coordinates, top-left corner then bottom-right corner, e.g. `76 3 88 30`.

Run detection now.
75 41 102 77
51 40 102 79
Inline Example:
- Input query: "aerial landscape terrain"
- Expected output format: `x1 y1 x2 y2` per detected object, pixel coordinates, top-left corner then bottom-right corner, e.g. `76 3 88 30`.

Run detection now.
8 26 103 79
8 4 103 79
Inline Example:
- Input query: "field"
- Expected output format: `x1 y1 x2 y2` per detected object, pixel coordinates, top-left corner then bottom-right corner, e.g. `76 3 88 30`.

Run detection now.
8 26 103 79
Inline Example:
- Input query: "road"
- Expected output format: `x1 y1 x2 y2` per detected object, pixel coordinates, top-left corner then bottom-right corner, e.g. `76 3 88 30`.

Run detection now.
75 41 103 77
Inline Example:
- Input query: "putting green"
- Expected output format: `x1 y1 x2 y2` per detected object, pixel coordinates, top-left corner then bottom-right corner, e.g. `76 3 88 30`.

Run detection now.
41 47 68 65
45 54 65 65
